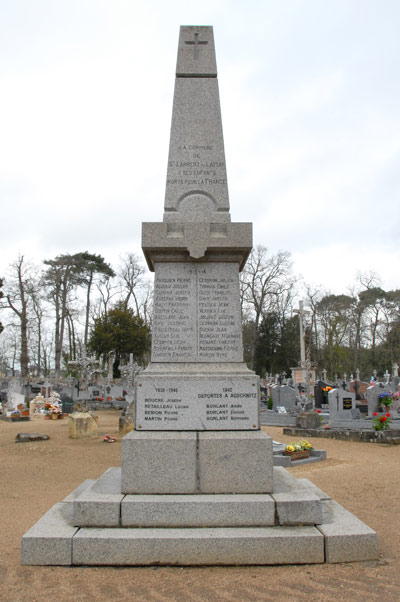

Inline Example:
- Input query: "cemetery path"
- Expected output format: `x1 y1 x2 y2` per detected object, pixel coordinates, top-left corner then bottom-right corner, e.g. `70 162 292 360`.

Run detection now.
0 414 399 602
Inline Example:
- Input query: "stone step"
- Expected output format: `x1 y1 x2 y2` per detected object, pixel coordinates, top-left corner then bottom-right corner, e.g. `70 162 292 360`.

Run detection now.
271 467 323 526
21 502 78 566
72 526 325 566
21 483 379 566
317 499 379 563
121 493 275 527
72 468 123 527
68 467 325 528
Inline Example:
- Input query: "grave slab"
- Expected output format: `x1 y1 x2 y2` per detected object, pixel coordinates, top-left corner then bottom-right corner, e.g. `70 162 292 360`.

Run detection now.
72 526 324 566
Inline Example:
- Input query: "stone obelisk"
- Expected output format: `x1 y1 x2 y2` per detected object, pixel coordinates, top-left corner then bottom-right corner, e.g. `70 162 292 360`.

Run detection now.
138 25 259 432
121 25 273 495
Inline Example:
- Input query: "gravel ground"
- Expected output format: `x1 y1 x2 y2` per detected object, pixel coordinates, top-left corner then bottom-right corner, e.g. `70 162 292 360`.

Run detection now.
1 410 399 602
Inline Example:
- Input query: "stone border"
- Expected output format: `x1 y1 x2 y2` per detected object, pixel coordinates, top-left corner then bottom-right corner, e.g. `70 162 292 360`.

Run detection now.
283 427 400 444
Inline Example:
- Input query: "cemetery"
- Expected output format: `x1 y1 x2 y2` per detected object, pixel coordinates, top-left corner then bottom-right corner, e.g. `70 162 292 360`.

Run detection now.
1 18 400 601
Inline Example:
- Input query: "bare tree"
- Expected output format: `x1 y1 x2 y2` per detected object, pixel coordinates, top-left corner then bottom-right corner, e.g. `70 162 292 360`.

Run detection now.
240 246 295 370
3 256 37 378
118 253 146 315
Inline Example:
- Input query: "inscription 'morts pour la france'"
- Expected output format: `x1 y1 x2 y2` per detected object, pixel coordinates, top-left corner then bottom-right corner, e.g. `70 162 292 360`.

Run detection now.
152 263 243 362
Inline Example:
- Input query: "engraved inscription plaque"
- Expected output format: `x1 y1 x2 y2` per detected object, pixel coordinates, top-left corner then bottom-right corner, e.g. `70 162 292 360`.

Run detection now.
136 378 259 430
151 263 243 362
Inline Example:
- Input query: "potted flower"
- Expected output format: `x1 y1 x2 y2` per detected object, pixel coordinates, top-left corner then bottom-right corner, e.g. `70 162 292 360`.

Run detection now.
378 393 393 411
283 440 314 460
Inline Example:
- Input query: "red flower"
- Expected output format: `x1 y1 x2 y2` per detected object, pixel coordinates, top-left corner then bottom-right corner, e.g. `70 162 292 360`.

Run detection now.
317 409 321 413
373 412 378 416
386 413 391 417
380 416 387 422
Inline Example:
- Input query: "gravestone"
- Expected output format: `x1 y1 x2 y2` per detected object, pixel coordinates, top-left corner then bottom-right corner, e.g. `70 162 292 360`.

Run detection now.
327 388 356 419
327 388 360 427
61 395 74 414
365 383 398 417
314 380 333 409
349 379 368 400
271 384 297 412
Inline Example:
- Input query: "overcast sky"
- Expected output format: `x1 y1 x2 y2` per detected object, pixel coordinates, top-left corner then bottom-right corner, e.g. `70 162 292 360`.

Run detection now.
1 0 399 295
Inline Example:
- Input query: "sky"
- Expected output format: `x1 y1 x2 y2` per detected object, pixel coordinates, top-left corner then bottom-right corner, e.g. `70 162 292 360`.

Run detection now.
1 0 399 295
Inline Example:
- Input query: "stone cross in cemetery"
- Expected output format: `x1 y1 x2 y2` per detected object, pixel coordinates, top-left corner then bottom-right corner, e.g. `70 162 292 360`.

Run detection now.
393 362 399 377
293 300 309 376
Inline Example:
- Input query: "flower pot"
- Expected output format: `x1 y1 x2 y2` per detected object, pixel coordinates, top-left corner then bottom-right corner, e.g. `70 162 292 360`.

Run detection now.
51 413 59 420
283 450 311 461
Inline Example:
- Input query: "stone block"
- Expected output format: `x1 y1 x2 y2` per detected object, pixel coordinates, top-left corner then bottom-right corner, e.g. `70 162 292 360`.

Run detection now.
121 494 275 527
317 499 379 563
73 468 124 527
296 412 321 429
72 526 324 566
121 431 197 494
272 467 323 526
21 503 78 565
176 26 217 77
198 431 273 493
68 412 98 439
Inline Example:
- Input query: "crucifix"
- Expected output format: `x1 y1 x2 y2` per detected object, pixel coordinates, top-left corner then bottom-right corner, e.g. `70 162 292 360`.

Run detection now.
293 300 309 370
184 32 209 59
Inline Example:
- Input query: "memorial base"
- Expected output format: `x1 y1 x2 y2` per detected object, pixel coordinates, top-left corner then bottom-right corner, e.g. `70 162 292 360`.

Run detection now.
21 431 379 566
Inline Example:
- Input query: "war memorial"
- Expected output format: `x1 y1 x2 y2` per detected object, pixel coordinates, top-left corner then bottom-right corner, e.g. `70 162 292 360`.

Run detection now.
21 26 378 566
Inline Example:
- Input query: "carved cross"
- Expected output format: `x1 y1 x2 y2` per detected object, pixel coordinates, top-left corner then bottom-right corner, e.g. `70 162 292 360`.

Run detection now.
184 32 209 59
